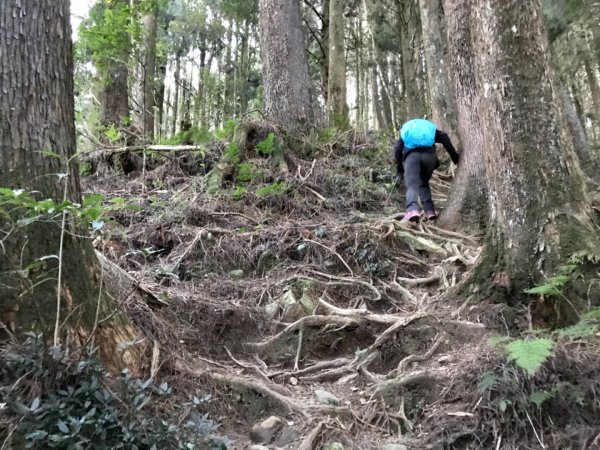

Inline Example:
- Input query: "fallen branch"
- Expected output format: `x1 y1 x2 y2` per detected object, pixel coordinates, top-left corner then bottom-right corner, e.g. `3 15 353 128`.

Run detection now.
374 370 442 398
175 360 308 417
271 357 351 379
317 298 400 325
303 239 354 275
395 274 441 287
207 211 260 224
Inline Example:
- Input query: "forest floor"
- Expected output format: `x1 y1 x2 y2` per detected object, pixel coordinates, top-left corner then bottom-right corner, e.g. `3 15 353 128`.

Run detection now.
83 127 600 449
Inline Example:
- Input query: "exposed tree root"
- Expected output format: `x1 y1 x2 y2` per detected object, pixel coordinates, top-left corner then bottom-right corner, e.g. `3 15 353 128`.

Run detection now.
298 421 326 450
387 332 447 379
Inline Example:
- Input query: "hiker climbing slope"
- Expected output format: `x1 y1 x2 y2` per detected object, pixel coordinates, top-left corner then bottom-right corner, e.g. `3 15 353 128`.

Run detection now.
394 118 460 222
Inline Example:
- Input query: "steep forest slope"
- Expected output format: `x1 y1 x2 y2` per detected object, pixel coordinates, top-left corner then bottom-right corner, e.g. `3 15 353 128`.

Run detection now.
81 126 600 449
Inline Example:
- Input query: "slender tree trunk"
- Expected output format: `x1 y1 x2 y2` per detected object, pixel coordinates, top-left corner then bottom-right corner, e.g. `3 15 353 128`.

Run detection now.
171 50 181 136
372 63 384 130
238 20 251 115
469 0 594 301
195 41 207 128
155 56 167 139
328 0 350 127
223 25 234 120
137 5 158 141
378 54 395 131
437 0 487 231
258 0 319 130
570 81 586 130
320 0 330 103
0 0 141 370
354 25 362 126
583 56 600 126
558 81 599 182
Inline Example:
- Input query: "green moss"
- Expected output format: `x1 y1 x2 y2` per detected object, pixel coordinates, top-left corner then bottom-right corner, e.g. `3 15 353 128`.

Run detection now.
235 162 262 183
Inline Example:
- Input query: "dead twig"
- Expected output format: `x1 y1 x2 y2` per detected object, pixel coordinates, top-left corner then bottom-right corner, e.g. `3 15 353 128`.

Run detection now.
304 239 354 275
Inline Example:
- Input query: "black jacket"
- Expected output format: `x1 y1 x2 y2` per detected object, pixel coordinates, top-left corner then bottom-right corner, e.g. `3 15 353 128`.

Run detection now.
394 130 460 176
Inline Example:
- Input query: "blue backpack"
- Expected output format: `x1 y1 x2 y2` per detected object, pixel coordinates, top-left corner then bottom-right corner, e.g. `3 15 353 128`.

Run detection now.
400 119 437 150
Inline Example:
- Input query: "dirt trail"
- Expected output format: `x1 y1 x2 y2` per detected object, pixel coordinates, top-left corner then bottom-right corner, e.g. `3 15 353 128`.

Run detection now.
84 137 519 449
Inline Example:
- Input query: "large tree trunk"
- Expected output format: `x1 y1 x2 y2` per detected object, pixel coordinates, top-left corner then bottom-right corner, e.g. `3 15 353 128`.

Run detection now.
137 4 158 141
327 0 346 128
468 0 595 300
396 0 427 118
259 0 320 130
418 0 458 139
437 0 487 231
0 0 141 371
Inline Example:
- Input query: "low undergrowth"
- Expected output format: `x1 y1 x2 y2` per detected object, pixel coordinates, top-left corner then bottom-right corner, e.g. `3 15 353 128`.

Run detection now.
0 336 230 450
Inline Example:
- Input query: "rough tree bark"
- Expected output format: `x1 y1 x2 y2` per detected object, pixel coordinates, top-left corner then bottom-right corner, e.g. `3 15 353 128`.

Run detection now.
99 0 130 132
558 81 599 182
328 0 349 127
258 0 319 130
468 0 597 299
395 0 427 118
437 0 487 231
418 0 458 139
0 0 142 371
137 3 158 141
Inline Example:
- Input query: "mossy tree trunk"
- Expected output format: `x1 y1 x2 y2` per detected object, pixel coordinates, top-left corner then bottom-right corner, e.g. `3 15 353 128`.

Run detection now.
467 0 596 298
0 0 142 372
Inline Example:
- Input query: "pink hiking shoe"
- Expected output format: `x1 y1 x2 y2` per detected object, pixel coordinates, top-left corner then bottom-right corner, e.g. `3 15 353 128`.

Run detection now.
401 210 421 223
424 210 438 221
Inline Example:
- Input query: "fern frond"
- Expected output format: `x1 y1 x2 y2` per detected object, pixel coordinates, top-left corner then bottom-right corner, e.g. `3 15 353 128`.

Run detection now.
505 338 554 376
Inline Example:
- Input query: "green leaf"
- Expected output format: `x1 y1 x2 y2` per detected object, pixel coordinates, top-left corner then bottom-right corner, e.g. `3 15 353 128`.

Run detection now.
530 390 553 407
524 284 561 296
30 397 40 411
505 338 554 376
478 373 499 393
57 420 69 433
499 399 511 412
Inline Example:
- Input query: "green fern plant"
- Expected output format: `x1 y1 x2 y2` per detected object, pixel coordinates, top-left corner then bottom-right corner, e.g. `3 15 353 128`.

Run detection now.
256 132 276 155
505 338 554 376
489 336 554 376
524 264 577 296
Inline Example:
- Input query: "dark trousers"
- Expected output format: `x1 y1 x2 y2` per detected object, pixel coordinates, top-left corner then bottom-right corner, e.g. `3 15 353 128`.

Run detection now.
403 149 438 212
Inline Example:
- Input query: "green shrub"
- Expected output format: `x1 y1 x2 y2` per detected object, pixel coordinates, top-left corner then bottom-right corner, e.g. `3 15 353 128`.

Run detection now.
0 337 230 449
